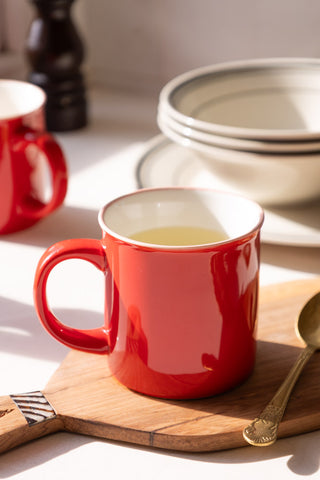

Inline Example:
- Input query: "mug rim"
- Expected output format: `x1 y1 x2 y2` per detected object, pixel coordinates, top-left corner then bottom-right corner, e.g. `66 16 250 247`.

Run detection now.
98 187 265 251
0 79 46 121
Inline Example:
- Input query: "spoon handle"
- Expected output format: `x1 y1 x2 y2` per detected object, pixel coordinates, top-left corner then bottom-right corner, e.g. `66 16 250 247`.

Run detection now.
243 344 316 446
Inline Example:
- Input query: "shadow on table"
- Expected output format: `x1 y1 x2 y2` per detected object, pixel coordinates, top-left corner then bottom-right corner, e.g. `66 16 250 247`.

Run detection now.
0 295 102 362
0 432 94 476
261 242 320 276
131 429 320 476
266 199 320 232
0 205 101 248
156 429 320 476
0 428 318 477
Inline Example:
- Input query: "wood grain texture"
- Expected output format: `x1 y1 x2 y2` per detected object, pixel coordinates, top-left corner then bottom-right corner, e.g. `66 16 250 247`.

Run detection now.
0 395 62 454
1 278 320 453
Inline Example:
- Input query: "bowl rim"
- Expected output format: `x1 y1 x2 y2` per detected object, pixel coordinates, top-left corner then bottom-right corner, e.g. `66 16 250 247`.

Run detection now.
159 57 320 141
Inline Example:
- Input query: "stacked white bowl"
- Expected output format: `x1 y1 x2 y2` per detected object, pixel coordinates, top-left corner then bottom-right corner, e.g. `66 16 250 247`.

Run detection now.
157 58 320 206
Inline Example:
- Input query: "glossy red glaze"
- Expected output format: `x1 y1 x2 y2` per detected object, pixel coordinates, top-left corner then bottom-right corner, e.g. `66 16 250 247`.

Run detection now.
34 191 262 399
103 231 261 398
0 87 67 234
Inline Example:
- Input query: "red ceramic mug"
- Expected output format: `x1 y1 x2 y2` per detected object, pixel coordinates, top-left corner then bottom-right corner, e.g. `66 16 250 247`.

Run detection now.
34 188 264 399
0 80 67 234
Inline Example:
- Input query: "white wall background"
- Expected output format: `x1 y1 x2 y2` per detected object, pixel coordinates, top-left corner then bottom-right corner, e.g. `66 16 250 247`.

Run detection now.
3 0 320 94
80 0 320 93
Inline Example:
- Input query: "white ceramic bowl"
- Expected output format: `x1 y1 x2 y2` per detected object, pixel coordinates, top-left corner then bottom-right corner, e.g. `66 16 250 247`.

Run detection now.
158 108 320 153
159 58 320 141
158 116 320 206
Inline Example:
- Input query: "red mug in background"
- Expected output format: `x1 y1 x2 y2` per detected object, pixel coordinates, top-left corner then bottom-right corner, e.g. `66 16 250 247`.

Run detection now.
0 79 67 234
34 188 264 399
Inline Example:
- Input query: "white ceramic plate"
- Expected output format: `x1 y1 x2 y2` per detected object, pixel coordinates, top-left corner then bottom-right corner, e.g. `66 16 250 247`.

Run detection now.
159 58 320 141
136 135 320 247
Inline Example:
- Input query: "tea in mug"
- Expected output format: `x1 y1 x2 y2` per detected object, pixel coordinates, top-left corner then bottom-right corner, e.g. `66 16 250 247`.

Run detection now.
129 226 227 246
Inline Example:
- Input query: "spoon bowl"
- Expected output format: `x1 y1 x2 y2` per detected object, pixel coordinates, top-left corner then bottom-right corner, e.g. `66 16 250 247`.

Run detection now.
297 292 320 348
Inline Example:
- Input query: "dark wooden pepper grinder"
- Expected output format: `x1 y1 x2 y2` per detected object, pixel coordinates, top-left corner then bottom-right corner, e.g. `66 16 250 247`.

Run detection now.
26 0 88 131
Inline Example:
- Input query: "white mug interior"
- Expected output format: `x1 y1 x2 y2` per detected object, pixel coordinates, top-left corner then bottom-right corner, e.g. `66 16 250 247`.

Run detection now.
99 188 264 249
0 80 45 120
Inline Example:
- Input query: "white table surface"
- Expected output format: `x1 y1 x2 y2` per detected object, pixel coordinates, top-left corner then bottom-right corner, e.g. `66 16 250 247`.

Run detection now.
0 89 319 479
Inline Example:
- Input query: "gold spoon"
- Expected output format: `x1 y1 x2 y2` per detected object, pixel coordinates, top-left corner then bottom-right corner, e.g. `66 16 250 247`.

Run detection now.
243 291 320 447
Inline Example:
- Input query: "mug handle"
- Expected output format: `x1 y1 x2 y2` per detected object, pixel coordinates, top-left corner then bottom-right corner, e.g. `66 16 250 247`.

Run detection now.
34 238 110 354
15 128 68 219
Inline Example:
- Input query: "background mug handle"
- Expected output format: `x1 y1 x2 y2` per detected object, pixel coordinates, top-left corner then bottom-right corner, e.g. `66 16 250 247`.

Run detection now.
15 128 68 219
34 238 110 354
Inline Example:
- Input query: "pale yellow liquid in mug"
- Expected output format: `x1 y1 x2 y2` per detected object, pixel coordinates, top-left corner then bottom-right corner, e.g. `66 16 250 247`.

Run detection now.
129 226 227 246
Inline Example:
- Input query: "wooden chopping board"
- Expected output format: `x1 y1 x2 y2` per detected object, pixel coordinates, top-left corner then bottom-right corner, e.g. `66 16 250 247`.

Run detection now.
0 278 320 454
